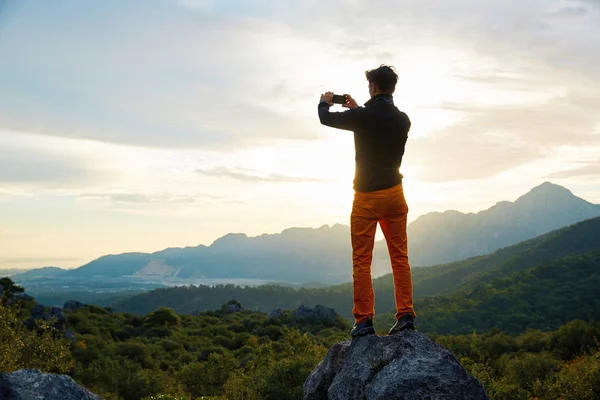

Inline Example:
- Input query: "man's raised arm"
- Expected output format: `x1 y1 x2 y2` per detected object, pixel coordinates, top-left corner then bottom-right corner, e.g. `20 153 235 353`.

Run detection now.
318 91 363 131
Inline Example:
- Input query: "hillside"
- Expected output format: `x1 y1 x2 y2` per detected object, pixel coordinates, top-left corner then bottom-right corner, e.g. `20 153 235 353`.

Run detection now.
10 266 66 281
375 249 600 335
114 216 600 324
399 182 600 266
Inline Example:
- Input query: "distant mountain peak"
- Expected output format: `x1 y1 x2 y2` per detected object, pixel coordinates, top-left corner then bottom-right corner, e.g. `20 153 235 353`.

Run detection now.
526 181 573 196
516 182 586 206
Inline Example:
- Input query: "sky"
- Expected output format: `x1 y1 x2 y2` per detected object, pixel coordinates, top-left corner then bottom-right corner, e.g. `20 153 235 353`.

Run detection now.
0 0 599 270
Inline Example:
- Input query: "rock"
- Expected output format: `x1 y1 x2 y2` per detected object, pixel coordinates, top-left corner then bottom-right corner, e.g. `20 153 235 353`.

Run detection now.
31 304 45 317
49 307 67 329
0 369 101 400
24 304 47 329
0 286 4 298
63 300 84 311
25 305 68 331
15 294 34 302
295 305 338 322
227 303 243 313
10 294 34 305
304 330 489 400
268 309 284 319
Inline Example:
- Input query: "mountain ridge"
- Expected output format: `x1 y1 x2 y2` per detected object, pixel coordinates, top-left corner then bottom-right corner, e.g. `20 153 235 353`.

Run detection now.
16 182 600 285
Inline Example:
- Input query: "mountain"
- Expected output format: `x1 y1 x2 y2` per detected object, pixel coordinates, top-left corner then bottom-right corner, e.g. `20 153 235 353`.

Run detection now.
65 224 353 284
114 216 600 324
11 266 66 281
399 182 600 267
0 268 28 277
58 182 600 285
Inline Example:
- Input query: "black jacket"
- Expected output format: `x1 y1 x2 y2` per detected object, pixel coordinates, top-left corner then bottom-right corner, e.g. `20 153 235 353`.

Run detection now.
318 94 411 192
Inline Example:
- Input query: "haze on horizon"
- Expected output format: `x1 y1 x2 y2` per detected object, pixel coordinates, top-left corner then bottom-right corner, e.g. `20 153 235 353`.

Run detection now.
1 0 599 270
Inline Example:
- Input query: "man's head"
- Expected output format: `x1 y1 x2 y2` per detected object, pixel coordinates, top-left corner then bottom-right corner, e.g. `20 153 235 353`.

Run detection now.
365 65 398 97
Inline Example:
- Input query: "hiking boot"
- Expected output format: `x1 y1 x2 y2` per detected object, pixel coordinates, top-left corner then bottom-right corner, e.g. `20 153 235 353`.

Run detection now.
351 318 375 337
388 313 415 335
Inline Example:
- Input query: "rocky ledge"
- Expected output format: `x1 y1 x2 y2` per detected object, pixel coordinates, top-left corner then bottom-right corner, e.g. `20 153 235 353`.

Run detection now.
304 330 489 400
0 369 100 400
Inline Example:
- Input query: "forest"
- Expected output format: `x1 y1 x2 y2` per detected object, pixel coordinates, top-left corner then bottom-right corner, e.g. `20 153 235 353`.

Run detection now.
1 277 600 400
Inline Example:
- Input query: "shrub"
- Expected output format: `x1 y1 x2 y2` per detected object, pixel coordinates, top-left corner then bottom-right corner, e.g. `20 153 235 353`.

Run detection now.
0 303 73 373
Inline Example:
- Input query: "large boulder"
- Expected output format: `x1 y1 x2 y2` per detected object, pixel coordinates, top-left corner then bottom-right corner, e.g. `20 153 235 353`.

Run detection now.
15 294 34 302
30 304 45 318
0 369 100 400
24 304 46 329
24 305 67 330
268 308 284 319
9 294 33 305
226 303 243 313
295 305 338 322
63 300 84 312
49 307 67 330
304 330 489 400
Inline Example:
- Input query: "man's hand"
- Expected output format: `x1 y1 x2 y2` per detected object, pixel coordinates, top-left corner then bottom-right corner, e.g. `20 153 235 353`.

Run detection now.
343 94 359 109
320 91 334 106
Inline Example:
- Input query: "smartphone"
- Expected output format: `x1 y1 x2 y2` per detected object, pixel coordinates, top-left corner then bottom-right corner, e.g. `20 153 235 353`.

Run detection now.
332 94 347 104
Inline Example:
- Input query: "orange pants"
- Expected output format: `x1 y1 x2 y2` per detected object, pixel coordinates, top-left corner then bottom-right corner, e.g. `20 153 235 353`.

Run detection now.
351 183 415 323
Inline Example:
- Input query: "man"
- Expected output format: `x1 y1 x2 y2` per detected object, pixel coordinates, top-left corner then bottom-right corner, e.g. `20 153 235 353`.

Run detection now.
318 65 415 337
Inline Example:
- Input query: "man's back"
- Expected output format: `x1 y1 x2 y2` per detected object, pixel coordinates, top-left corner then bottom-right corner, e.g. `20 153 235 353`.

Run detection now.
318 93 411 192
353 94 411 192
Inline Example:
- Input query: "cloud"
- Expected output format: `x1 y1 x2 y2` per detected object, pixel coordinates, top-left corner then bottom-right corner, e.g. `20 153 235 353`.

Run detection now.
176 0 213 11
545 160 600 179
78 192 219 204
0 256 78 266
0 145 114 189
408 85 600 182
196 166 332 183
546 5 589 19
0 0 598 184
0 1 324 150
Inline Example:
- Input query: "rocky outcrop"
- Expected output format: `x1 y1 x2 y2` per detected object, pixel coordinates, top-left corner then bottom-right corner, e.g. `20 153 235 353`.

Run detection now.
63 300 84 312
226 303 243 313
268 308 284 319
295 305 338 322
24 305 67 330
9 294 33 305
304 330 489 400
0 369 100 400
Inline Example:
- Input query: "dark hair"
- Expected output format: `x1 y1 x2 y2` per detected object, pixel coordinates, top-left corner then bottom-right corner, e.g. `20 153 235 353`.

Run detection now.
365 65 398 94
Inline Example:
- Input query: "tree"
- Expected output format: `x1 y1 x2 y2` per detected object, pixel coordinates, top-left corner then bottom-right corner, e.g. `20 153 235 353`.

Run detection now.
144 307 180 328
0 277 24 302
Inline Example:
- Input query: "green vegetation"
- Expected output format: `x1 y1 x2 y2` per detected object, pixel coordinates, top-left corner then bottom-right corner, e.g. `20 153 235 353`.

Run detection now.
0 286 73 373
434 320 600 400
0 276 348 400
375 249 600 335
3 276 600 399
66 303 347 399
